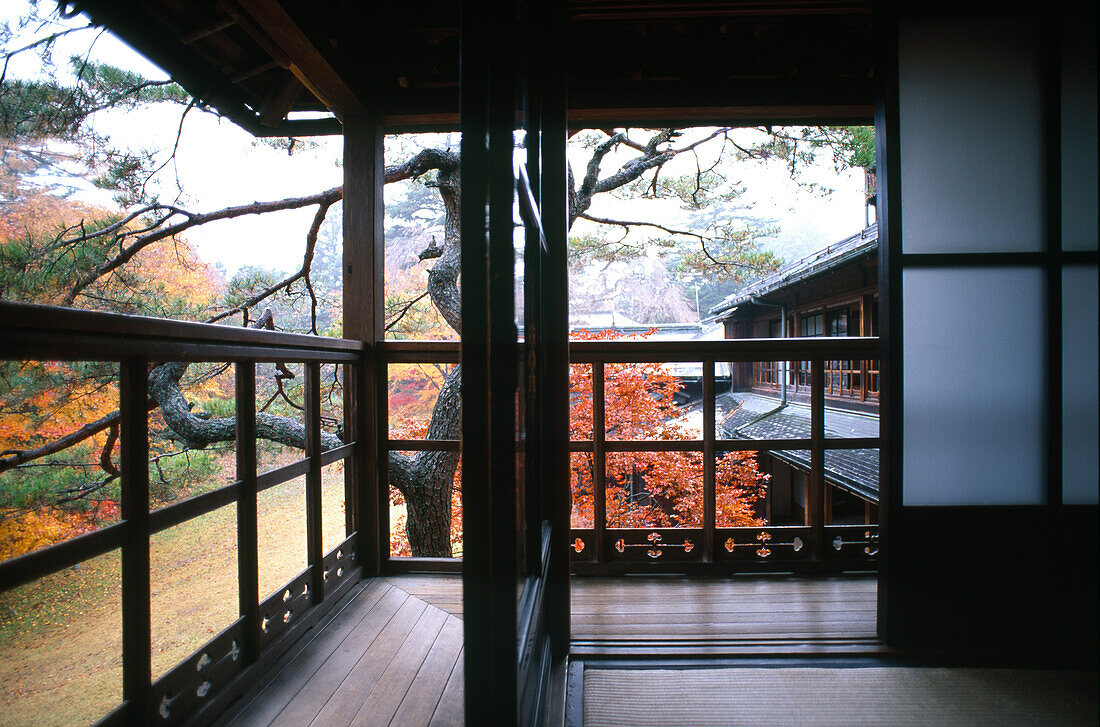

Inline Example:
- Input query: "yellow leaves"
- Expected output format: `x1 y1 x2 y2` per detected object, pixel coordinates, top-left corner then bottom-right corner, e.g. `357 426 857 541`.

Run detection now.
0 503 118 561
1 361 119 450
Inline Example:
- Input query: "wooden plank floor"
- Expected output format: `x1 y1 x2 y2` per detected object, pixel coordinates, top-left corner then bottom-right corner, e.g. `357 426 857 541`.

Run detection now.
571 575 878 643
215 574 876 726
386 573 878 642
217 579 464 727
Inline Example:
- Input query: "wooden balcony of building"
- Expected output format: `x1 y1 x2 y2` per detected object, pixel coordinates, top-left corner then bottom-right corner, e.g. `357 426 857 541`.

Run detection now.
214 573 877 726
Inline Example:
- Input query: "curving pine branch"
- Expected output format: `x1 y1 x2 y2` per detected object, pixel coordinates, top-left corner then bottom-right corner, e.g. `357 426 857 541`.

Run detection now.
3 149 463 481
63 187 344 305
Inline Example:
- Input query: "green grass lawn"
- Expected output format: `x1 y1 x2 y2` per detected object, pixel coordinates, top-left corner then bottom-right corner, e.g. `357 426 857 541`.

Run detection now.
0 455 347 727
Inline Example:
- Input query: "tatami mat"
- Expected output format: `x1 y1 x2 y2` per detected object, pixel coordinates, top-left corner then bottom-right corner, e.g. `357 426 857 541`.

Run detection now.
582 667 1098 726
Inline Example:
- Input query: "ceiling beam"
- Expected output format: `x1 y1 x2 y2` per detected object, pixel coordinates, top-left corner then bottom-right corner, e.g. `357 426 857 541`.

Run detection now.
229 0 367 117
259 76 305 126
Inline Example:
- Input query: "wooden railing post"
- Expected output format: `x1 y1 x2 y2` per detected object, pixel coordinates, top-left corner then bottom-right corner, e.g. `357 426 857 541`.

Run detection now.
235 361 259 664
809 358 826 561
702 359 716 561
304 362 324 603
120 357 151 721
592 362 607 561
343 114 384 578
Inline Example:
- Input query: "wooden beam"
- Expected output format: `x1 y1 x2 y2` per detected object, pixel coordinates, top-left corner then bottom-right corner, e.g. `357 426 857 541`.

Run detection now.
230 59 281 84
231 0 367 116
179 16 238 44
259 75 304 127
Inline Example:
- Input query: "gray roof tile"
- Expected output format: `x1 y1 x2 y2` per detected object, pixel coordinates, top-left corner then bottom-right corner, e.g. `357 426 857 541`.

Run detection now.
718 392 879 502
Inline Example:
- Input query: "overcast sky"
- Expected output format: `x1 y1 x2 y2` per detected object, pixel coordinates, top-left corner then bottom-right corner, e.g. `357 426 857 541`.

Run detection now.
4 2 870 276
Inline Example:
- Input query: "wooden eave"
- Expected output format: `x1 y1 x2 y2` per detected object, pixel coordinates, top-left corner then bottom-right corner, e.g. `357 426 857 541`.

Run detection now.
71 0 874 134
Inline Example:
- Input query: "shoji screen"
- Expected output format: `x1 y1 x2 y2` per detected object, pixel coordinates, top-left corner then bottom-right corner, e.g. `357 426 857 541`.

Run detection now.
897 9 1098 506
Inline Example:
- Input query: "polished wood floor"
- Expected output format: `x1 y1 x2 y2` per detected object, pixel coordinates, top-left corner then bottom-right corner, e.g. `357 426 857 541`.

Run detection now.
390 574 878 645
571 574 878 647
215 574 877 726
217 579 464 727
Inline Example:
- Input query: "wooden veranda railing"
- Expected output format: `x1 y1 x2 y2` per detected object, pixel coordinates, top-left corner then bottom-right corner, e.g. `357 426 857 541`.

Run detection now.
569 337 880 574
0 304 882 724
0 303 365 727
378 336 881 575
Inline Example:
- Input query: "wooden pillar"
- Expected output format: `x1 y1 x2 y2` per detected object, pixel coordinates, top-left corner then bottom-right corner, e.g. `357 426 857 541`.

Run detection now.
703 360 716 559
304 362 325 602
861 293 874 402
120 358 151 721
792 310 801 393
235 361 259 664
461 0 520 720
343 115 385 577
538 0 571 661
809 359 825 560
592 364 607 557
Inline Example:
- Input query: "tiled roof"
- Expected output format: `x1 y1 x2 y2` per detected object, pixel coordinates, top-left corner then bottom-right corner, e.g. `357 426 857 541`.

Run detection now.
717 392 879 502
709 223 878 319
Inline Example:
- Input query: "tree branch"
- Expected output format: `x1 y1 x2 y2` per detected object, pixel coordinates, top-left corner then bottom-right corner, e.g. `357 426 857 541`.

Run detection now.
202 188 341 323
64 187 343 305
0 409 122 473
385 291 430 332
579 212 707 242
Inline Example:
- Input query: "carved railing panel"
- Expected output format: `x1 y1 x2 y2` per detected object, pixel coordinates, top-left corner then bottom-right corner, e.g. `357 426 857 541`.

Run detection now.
258 570 313 649
150 621 244 725
717 526 813 562
604 528 704 562
0 303 366 725
566 337 879 573
824 524 879 562
569 531 595 561
322 535 357 594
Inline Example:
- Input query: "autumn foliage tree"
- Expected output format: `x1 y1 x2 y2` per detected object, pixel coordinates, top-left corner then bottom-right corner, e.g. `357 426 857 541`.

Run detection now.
567 329 767 531
0 178 231 557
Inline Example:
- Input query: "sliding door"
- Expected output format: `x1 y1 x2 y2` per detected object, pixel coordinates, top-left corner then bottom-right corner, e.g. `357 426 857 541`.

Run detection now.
878 4 1097 660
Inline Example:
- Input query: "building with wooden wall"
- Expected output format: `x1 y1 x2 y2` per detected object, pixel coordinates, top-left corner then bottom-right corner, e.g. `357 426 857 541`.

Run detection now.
711 225 880 526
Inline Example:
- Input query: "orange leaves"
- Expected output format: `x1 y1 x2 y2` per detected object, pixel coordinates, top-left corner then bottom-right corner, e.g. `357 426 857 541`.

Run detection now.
1 360 119 451
0 501 120 560
388 363 452 435
568 328 769 529
128 239 223 314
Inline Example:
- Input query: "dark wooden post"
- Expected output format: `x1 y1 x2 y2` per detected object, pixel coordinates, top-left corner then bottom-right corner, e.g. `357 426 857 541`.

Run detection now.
592 363 607 559
809 358 825 560
304 362 325 602
539 0 571 659
703 359 716 560
120 357 151 721
461 0 520 720
235 361 260 663
343 115 385 576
